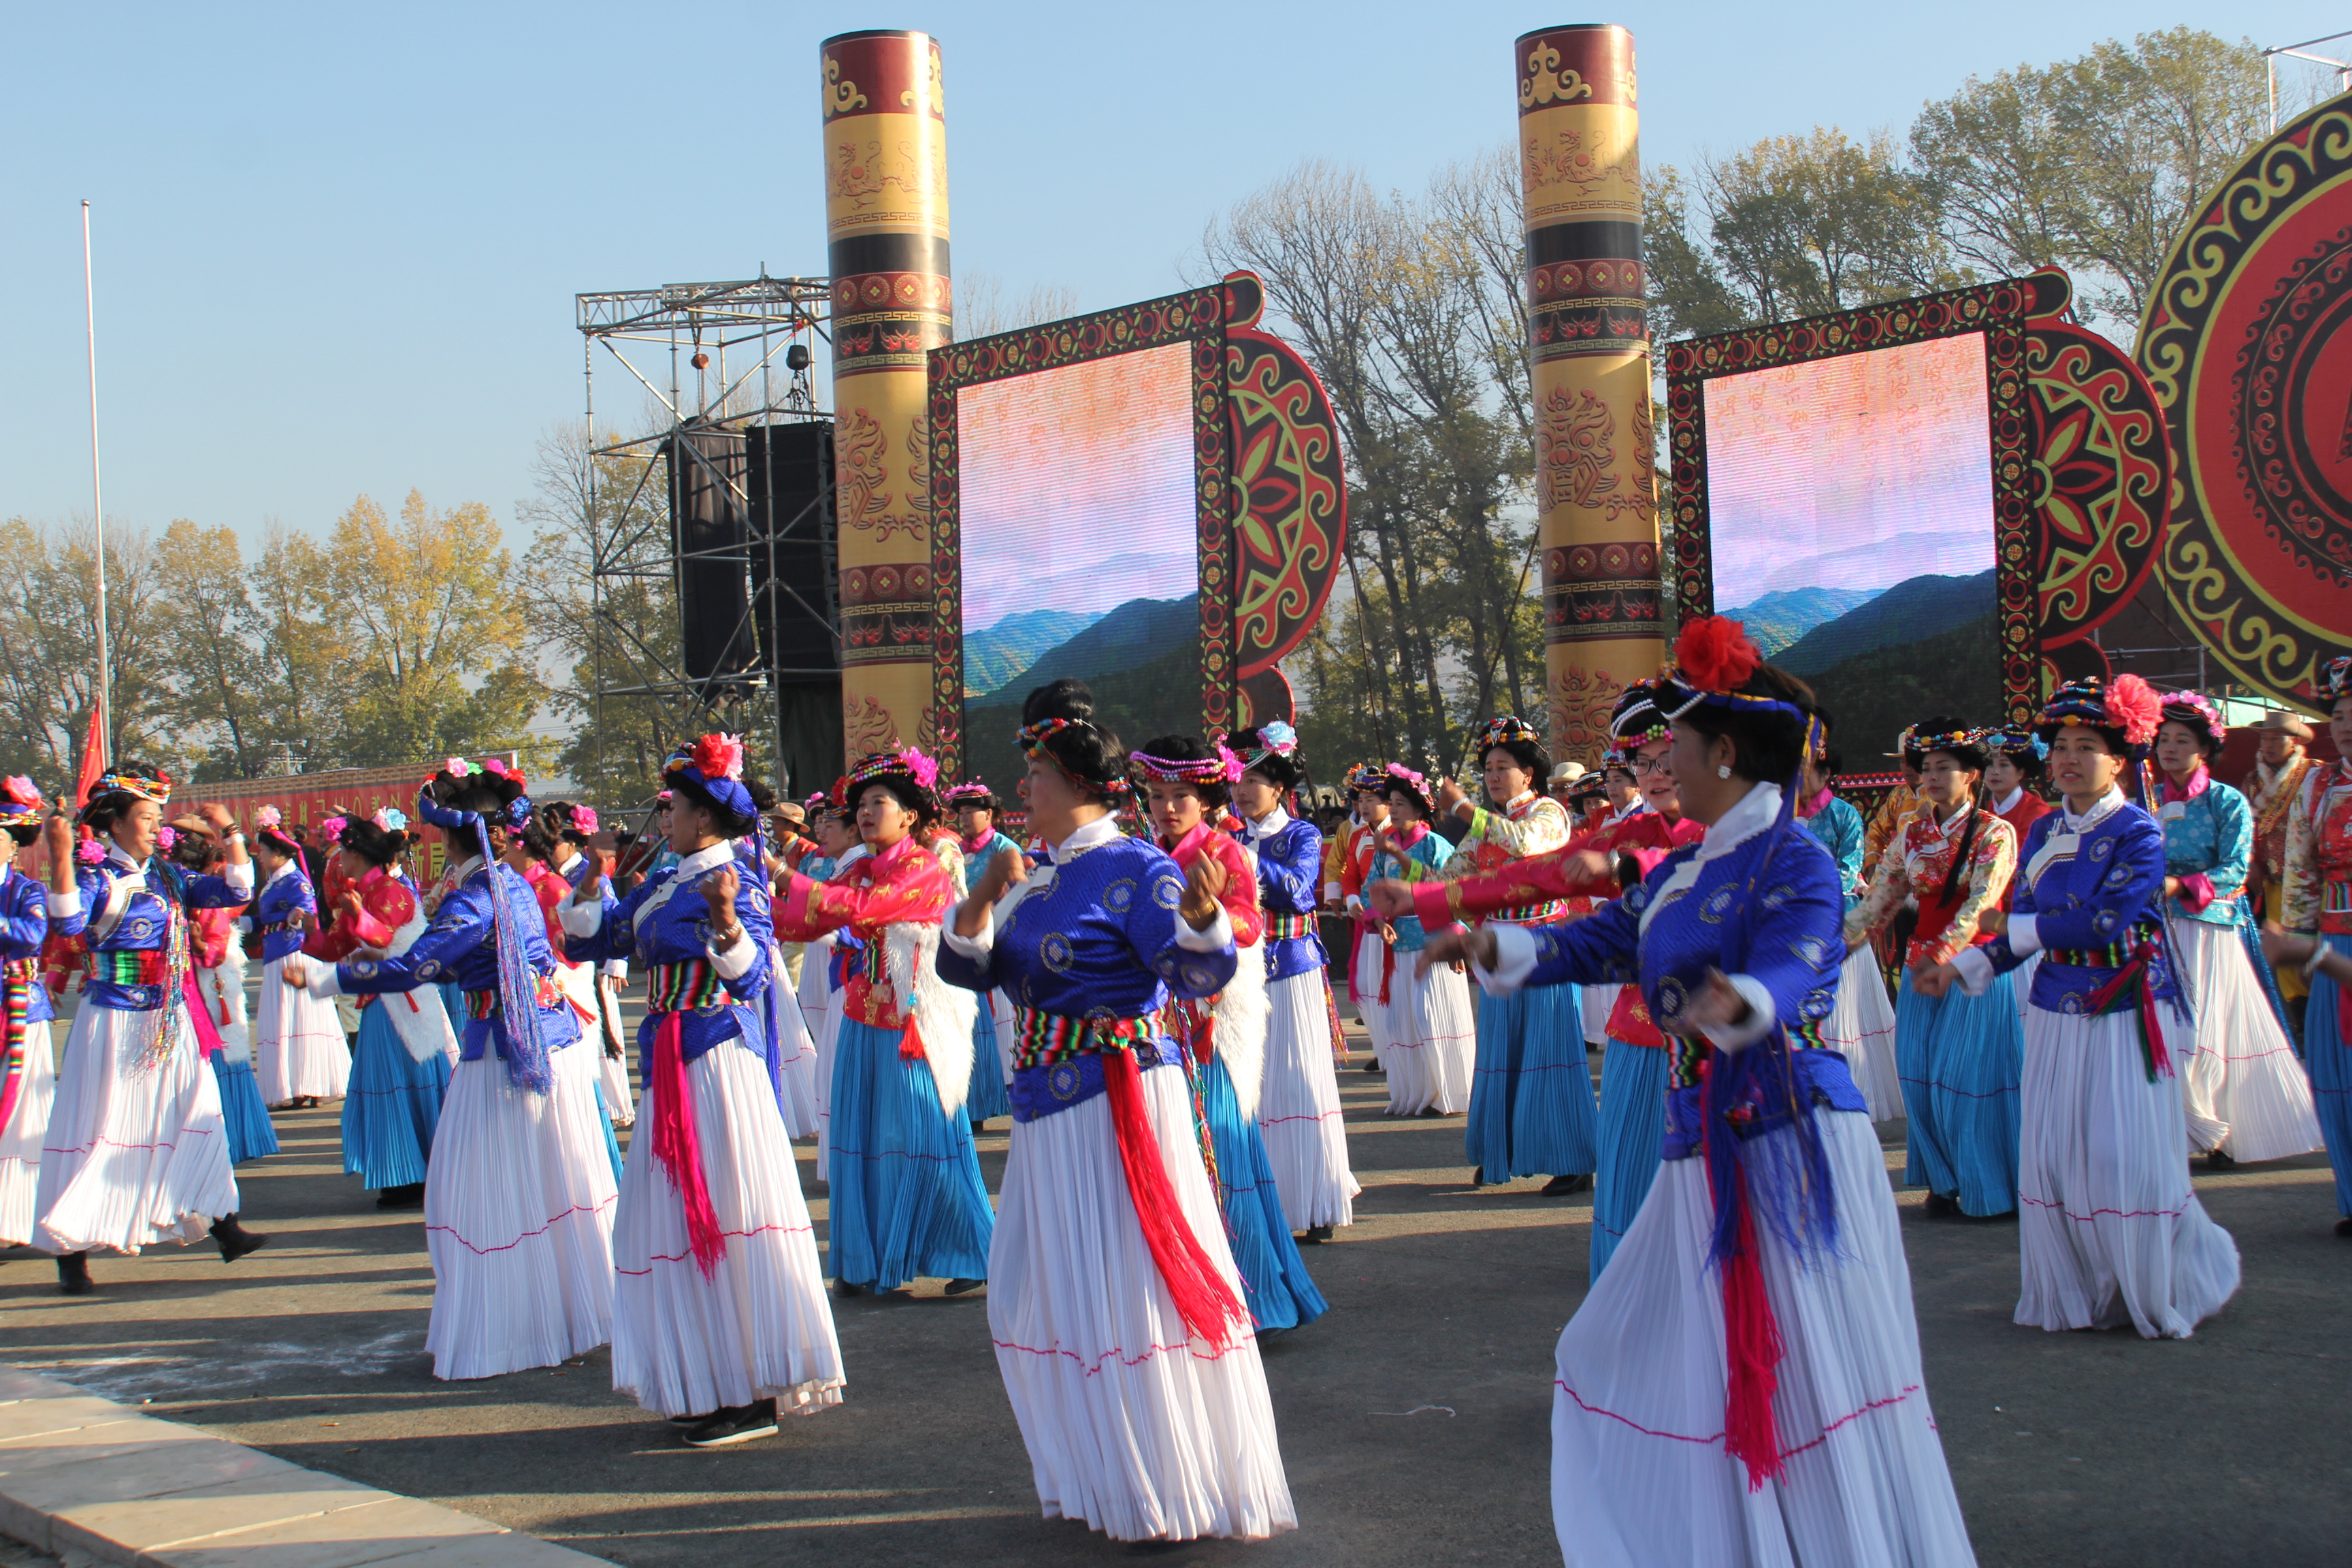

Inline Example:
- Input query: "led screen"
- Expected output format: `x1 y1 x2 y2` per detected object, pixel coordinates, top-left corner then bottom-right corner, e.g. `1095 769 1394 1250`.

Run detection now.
1703 332 1997 760
956 339 1202 795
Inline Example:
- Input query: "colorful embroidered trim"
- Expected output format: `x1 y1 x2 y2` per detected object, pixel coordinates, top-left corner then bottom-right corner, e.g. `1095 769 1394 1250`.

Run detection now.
645 959 725 1013
1007 1007 1156 1073
2044 921 2163 970
86 949 167 987
0 959 29 1133
1263 912 1317 940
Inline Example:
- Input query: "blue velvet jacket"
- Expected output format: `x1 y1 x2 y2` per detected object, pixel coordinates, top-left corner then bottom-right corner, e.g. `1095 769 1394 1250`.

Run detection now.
0 866 68 1024
1239 808 1326 981
74 849 248 1013
1972 789 2182 1012
936 823 1237 1123
1510 787 1856 1159
1799 794 1867 911
244 862 317 963
331 857 581 1062
563 840 772 1068
2155 771 2253 928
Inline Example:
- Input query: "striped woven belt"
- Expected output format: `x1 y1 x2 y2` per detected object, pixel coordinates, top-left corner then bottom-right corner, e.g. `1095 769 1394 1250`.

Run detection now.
2045 920 2163 970
2325 881 2351 916
1489 900 1567 925
645 959 724 1013
1264 912 1316 939
86 949 165 986
1665 1017 1831 1090
463 974 561 1019
1008 1007 1156 1072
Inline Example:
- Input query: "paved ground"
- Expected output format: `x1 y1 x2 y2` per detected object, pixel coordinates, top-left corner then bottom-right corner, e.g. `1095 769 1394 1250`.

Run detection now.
3 990 2349 1567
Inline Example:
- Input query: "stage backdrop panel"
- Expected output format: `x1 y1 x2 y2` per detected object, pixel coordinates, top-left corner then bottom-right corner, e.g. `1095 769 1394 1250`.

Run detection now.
1704 333 1998 753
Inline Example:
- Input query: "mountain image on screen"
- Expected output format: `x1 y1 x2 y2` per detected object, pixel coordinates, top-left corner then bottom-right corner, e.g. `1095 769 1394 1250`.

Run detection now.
1718 585 1878 659
962 594 1204 797
1773 569 1999 762
964 608 1105 700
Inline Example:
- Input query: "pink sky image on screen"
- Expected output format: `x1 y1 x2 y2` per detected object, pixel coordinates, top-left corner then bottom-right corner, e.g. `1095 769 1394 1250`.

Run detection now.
956 340 1198 636
1703 333 1994 604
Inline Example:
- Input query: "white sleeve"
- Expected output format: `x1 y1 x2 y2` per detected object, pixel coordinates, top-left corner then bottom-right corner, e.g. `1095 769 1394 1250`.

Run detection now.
221 862 255 896
1469 923 1540 996
2005 913 2043 958
1698 974 1778 1050
46 887 80 917
304 963 344 1000
707 924 757 981
941 901 994 958
1173 904 1235 953
1951 945 1997 996
557 889 602 938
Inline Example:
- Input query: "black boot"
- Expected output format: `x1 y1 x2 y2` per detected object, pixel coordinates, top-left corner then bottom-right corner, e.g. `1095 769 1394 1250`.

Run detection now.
1541 1173 1592 1196
56 1252 93 1296
375 1183 425 1211
211 1214 272 1264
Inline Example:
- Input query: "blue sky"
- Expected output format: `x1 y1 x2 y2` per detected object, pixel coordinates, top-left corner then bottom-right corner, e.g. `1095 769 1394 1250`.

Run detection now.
1 2 2338 552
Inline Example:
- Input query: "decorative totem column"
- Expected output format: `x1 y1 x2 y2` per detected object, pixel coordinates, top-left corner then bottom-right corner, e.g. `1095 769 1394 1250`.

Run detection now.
820 30 952 763
1516 24 1661 765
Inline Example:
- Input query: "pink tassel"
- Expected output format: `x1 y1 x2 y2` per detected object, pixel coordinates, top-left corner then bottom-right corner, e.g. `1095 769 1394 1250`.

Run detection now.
1720 1189 1786 1491
649 1012 725 1277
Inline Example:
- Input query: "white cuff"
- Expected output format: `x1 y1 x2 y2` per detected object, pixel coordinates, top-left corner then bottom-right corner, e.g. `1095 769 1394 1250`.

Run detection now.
233 915 255 934
2006 913 2042 958
1951 945 1997 997
1343 894 1363 915
1324 881 1343 904
305 963 343 1000
942 902 994 958
46 887 80 917
1470 922 1541 996
1699 973 1778 1049
602 960 628 979
222 862 255 895
1173 904 1234 953
557 892 602 938
707 925 757 981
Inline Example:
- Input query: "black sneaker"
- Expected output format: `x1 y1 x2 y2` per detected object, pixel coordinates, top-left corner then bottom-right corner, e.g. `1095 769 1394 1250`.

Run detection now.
1300 1224 1334 1243
2205 1148 2236 1171
376 1183 425 1211
1923 1192 1959 1219
1541 1173 1592 1196
944 1277 985 1296
2334 1217 2352 1239
682 1399 778 1447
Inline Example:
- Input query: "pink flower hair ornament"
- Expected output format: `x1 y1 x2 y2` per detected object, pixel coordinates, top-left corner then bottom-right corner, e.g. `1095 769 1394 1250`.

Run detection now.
318 815 348 843
1 776 38 808
444 757 472 778
76 838 104 865
897 747 939 794
156 825 178 850
255 805 282 830
570 805 599 834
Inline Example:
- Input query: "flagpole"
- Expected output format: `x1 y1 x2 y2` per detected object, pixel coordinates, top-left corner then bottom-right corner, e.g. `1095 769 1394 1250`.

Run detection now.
81 199 110 768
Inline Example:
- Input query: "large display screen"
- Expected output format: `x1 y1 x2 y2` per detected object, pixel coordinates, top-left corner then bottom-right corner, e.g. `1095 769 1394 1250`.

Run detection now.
1703 331 1998 759
954 339 1203 794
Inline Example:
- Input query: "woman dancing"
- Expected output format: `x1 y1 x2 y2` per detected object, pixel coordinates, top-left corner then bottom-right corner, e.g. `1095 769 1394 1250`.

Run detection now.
249 810 348 1110
1916 676 2240 1336
172 823 274 1166
1847 722 2023 1218
1424 621 1974 1565
290 757 617 1376
2153 690 2323 1168
939 680 1294 1544
1366 764 1475 1117
772 748 990 1296
1134 731 1328 1334
37 772 268 1295
0 783 71 1247
559 736 845 1448
1231 723 1360 1239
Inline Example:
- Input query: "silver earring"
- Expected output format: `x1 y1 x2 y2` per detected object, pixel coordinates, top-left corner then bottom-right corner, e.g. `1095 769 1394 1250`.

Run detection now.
1715 764 1731 779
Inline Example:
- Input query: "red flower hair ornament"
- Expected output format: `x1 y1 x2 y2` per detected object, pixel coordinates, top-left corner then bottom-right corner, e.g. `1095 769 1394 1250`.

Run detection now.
1674 616 1762 695
693 733 745 781
2105 674 2162 749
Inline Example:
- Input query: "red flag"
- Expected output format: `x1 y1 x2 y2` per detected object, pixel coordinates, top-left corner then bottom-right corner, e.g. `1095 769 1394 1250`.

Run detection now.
73 701 104 813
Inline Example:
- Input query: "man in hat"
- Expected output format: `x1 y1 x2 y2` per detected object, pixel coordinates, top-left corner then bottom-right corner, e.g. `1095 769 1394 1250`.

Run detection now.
2247 708 2319 1036
1546 760 1588 813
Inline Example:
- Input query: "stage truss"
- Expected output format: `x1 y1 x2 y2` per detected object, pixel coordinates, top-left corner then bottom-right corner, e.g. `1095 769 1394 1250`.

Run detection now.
576 274 835 802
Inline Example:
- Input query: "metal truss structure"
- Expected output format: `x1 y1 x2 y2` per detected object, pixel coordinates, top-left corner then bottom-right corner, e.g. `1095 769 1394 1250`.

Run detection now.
577 273 837 804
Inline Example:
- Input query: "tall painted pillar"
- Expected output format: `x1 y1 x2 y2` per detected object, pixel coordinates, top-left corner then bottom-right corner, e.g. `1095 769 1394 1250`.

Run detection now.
1516 24 1662 764
819 30 952 763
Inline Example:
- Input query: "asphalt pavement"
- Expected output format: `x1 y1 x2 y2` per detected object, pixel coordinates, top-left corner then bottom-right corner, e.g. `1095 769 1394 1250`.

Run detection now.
2 990 2347 1568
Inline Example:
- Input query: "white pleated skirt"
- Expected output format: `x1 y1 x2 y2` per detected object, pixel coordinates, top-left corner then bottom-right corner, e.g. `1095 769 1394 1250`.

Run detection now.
0 1020 56 1247
2173 919 2323 1162
1255 969 1359 1229
610 1036 844 1418
2016 1003 2240 1338
36 1004 238 1254
799 933 837 1175
1350 929 1397 1062
768 943 823 1139
1552 1109 1976 1567
1382 956 1475 1115
991 1064 1296 1543
1581 982 1614 1047
423 1040 619 1379
1823 945 1902 1122
255 956 349 1104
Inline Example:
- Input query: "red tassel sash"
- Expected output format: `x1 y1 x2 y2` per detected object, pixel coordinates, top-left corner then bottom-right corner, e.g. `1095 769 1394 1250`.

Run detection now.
649 1011 726 1277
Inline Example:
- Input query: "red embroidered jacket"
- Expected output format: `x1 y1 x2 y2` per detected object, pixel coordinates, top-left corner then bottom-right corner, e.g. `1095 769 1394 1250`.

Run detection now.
773 834 953 1030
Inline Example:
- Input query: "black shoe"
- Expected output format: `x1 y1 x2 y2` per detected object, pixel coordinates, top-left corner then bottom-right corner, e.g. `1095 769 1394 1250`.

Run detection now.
211 1214 272 1263
1300 1224 1334 1243
375 1183 425 1211
1922 1192 1959 1219
2206 1148 2236 1171
2335 1217 2352 1238
667 1411 710 1425
944 1277 985 1296
1362 1060 1385 1075
1541 1173 1592 1196
681 1399 779 1448
56 1252 93 1296
834 1279 865 1298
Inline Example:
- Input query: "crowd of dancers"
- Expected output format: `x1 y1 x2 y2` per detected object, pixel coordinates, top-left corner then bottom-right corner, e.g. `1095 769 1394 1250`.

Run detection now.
1 629 2349 1564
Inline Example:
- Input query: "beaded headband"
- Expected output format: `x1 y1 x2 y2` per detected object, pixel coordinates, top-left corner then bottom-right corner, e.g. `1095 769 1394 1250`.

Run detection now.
1473 715 1542 751
1656 617 1806 722
941 781 995 808
2158 689 2227 748
1016 719 1132 796
0 776 43 830
845 746 942 805
1983 725 2048 762
1345 761 1388 792
2037 674 2161 747
87 767 172 806
1382 762 1433 810
1904 725 1989 762
1130 743 1241 785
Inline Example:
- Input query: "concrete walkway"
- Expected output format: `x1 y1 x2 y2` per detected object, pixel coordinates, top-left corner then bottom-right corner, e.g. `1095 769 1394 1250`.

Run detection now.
0 1365 606 1568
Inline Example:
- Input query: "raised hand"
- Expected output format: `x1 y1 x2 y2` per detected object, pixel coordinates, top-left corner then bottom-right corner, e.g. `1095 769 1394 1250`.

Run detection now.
1677 968 1754 1043
1434 777 1471 817
1180 853 1228 932
196 802 235 832
1417 926 1497 977
41 813 74 890
1362 879 1414 919
701 864 740 932
336 888 365 922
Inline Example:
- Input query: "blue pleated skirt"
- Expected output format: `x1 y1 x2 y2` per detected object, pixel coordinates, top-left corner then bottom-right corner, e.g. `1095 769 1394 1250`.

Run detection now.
338 1000 450 1188
1589 1035 1670 1281
211 1052 279 1164
967 1000 1012 1125
2307 933 2352 1218
828 1017 995 1290
1464 978 1597 1180
1197 1050 1328 1333
1895 968 2021 1215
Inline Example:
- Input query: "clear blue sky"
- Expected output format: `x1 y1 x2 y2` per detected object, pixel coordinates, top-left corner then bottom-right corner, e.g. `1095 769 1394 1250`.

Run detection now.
1 2 2337 551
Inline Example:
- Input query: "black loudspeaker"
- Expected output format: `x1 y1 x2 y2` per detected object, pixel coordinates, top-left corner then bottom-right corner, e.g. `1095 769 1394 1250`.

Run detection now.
668 423 757 695
745 419 839 676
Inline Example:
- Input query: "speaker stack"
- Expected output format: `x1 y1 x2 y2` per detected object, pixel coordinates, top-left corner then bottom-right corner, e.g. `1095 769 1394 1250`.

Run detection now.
746 417 843 796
